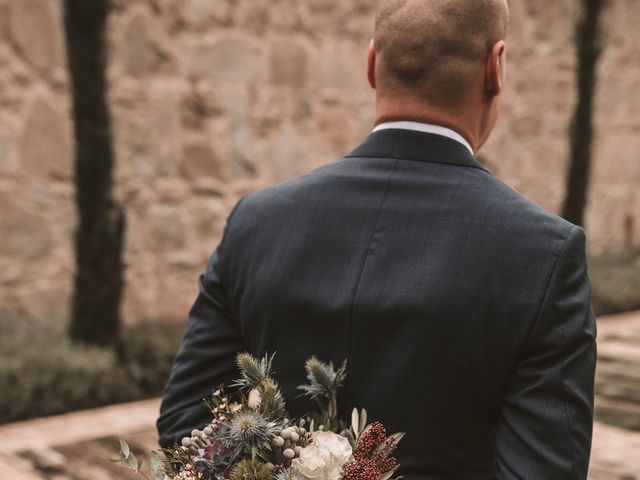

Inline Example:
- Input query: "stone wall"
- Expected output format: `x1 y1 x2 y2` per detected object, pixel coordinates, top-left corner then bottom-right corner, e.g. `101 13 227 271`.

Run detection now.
0 0 638 323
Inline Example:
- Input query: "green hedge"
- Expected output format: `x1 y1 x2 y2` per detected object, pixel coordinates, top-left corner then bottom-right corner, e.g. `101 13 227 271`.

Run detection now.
0 317 184 425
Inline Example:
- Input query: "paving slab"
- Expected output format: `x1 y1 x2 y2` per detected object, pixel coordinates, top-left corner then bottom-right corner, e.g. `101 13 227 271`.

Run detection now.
1 399 161 454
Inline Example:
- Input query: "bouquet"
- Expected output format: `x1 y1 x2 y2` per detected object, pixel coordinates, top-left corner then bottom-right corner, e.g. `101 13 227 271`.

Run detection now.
116 353 404 480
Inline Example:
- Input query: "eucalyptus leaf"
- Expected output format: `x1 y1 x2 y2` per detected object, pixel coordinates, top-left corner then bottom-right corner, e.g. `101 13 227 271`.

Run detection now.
381 466 399 480
340 429 356 448
117 439 141 472
150 451 165 480
119 439 131 458
351 408 359 437
374 442 387 453
359 409 367 433
120 451 140 472
389 432 406 444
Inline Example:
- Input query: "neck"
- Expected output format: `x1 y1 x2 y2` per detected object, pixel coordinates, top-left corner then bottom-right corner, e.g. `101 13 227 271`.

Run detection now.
374 97 484 154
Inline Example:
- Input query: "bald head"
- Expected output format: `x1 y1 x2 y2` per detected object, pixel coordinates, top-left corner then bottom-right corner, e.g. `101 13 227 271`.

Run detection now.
374 0 508 107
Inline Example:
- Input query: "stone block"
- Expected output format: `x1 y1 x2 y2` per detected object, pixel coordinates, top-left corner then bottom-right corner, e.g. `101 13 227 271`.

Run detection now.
145 204 187 253
0 208 53 260
268 0 307 32
264 125 309 180
178 0 231 29
188 196 227 240
0 2 11 42
19 96 72 178
192 177 225 197
236 0 270 34
9 0 64 72
269 38 309 89
307 0 341 16
112 82 182 179
121 268 160 324
187 36 263 83
154 177 190 202
314 112 343 153
593 133 640 181
157 267 200 322
0 122 14 172
585 184 632 253
312 38 370 97
180 139 226 180
228 120 258 177
217 86 250 117
180 80 225 129
21 274 72 320
120 7 175 78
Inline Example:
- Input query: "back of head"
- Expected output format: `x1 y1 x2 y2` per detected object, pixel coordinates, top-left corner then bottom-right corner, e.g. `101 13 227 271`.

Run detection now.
374 0 508 108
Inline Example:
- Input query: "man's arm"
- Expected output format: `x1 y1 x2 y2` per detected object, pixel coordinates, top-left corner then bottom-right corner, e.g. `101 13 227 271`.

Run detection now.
494 226 597 479
157 208 245 449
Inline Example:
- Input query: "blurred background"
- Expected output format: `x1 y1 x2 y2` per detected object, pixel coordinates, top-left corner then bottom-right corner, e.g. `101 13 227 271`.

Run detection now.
0 0 638 478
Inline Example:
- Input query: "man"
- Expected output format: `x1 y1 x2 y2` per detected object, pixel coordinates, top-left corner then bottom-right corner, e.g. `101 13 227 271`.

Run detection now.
158 0 597 478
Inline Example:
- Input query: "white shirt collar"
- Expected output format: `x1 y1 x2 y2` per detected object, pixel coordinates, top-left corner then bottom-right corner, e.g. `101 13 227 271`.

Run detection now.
373 121 474 156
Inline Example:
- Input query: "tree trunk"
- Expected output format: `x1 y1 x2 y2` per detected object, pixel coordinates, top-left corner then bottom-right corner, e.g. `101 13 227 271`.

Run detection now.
64 0 125 346
562 0 606 226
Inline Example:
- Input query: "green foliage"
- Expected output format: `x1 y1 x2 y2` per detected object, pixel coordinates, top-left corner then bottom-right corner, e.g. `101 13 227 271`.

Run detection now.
162 442 198 478
298 357 348 432
298 357 347 401
230 459 273 480
258 378 287 419
229 352 287 419
114 440 144 473
149 451 166 480
232 352 276 392
0 315 184 424
222 410 278 461
114 440 165 479
351 408 368 442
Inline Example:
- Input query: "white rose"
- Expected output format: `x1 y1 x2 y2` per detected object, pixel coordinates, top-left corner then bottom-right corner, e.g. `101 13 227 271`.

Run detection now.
291 432 353 480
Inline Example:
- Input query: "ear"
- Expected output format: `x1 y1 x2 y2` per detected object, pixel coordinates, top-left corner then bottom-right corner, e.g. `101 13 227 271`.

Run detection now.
485 40 506 97
367 38 376 90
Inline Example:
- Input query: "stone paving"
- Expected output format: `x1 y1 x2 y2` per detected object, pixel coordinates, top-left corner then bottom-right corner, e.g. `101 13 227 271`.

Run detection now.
595 311 640 433
1 311 639 479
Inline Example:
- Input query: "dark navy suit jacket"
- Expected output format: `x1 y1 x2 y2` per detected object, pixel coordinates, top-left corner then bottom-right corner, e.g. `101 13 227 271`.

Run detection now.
158 129 597 479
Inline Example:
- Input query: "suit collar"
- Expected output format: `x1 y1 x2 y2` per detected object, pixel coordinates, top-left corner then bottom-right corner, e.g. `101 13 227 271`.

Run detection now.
345 128 489 173
373 121 474 155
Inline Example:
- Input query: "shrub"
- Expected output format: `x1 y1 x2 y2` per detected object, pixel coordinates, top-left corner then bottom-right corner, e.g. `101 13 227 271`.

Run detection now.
0 315 184 424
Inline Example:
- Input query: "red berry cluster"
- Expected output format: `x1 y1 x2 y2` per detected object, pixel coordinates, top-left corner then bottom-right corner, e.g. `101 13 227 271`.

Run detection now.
372 440 398 473
354 422 387 458
342 457 381 480
341 422 400 480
